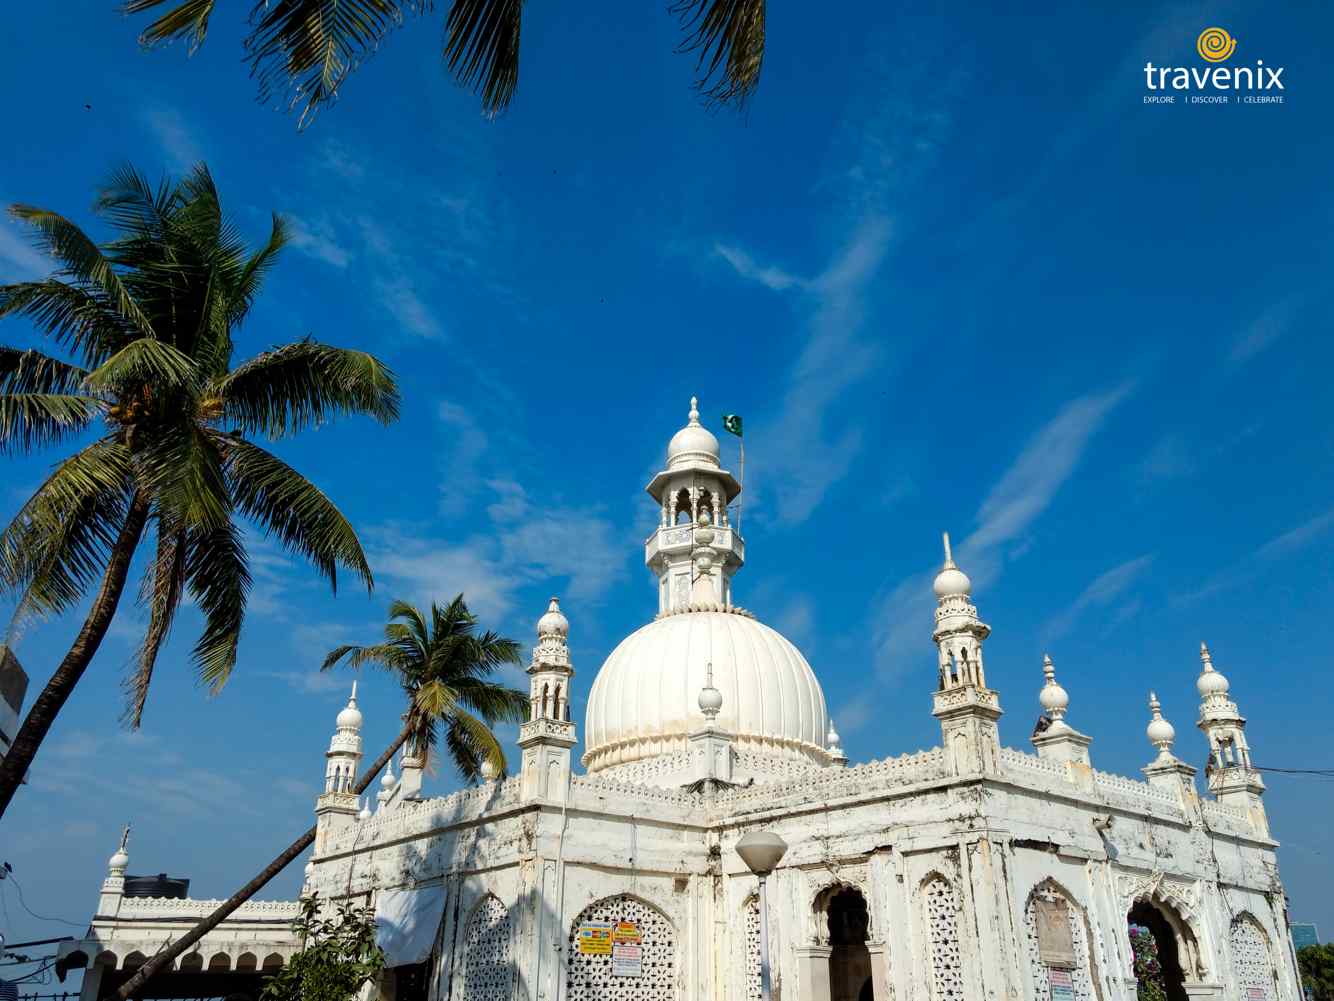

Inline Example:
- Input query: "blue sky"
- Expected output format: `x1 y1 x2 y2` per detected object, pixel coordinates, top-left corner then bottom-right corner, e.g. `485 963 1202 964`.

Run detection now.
2 0 1333 961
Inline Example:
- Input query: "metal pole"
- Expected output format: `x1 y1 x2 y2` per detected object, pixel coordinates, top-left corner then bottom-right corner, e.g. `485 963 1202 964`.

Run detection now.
758 872 772 1001
736 436 745 534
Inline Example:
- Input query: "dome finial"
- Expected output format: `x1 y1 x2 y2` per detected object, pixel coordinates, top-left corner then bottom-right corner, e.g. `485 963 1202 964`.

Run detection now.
688 396 700 425
336 683 363 730
1038 653 1070 728
827 718 848 764
932 531 972 598
1196 640 1230 698
108 823 131 874
537 595 569 637
1146 690 1177 759
698 661 723 722
942 531 956 569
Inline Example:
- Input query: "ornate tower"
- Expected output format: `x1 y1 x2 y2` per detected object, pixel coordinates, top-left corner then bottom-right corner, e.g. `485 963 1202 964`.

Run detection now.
518 598 577 803
1195 642 1267 832
931 533 1003 774
97 825 131 917
315 685 363 852
645 397 744 613
1142 691 1198 805
1031 654 1092 769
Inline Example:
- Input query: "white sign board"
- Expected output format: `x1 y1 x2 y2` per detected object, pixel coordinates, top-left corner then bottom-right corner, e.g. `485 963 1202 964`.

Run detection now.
1048 968 1075 1001
611 943 642 977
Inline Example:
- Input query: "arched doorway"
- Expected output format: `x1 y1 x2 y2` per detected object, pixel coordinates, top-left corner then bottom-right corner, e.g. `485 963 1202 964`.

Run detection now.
1128 901 1190 1001
826 887 874 1001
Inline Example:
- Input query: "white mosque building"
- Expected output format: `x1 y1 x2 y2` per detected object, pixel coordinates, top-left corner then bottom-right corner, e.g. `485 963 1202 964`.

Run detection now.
58 399 1302 1001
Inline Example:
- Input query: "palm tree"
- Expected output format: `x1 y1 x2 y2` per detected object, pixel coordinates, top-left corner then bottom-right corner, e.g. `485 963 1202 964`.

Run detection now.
0 164 399 818
324 595 529 777
124 0 766 126
113 594 525 1000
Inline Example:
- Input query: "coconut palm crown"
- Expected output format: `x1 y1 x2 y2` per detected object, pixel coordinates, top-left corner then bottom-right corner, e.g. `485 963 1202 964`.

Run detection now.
323 596 528 781
0 163 399 816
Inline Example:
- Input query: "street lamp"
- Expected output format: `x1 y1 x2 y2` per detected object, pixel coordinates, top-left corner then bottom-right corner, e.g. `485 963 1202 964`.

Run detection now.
736 831 787 1001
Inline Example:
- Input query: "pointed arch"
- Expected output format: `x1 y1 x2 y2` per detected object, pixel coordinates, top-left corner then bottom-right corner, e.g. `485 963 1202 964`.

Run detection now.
460 892 513 1001
921 871 966 1001
1126 888 1205 993
1229 912 1278 999
207 952 232 971
566 893 675 999
1023 878 1101 1001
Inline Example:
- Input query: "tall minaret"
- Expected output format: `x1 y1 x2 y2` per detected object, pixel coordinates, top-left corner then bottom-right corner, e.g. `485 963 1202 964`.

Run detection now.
1195 642 1267 833
645 396 744 614
518 598 577 803
930 533 1002 775
315 685 363 852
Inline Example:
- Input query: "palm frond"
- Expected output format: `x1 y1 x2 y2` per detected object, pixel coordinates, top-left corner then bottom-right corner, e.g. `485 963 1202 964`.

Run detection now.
443 0 522 117
83 337 197 395
321 641 412 672
7 206 155 337
670 0 765 107
0 347 90 394
213 433 372 591
228 213 288 329
137 423 230 532
244 1 432 128
124 520 187 727
0 281 138 368
449 675 528 725
0 437 134 622
125 0 217 52
442 706 507 782
184 519 250 692
94 164 178 241
0 394 101 455
213 338 398 438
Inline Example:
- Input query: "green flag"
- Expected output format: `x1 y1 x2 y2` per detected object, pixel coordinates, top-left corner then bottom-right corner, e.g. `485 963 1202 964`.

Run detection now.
721 413 743 437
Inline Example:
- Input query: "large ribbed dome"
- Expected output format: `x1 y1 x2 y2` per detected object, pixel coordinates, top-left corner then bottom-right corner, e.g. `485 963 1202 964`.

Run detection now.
582 609 831 774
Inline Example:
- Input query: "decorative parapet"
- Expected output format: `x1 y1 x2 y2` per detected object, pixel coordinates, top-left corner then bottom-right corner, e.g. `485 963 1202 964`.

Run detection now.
570 774 699 812
321 776 523 856
999 746 1068 779
1091 767 1178 806
1199 799 1249 829
717 747 948 812
114 897 301 920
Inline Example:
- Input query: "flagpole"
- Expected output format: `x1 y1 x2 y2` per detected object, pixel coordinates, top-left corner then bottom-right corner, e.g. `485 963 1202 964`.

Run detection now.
737 435 744 535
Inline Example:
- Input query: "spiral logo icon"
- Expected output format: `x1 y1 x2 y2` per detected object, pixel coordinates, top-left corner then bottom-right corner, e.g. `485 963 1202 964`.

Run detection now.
1197 27 1237 62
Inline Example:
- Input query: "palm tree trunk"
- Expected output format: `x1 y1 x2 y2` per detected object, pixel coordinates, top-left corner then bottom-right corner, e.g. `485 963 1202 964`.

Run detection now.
113 723 413 1000
0 493 150 819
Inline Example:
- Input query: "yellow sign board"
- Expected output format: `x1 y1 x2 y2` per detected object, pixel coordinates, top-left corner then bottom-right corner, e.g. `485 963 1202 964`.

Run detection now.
612 921 641 944
577 922 613 955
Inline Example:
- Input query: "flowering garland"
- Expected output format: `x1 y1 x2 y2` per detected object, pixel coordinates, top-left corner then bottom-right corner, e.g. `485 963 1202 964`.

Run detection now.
1129 924 1169 1001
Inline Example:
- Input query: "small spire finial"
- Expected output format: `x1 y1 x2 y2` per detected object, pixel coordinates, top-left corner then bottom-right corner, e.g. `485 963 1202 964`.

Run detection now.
698 661 723 721
1042 653 1055 683
119 823 131 853
1200 642 1213 669
688 395 700 425
1146 690 1176 758
350 680 357 703
942 531 955 568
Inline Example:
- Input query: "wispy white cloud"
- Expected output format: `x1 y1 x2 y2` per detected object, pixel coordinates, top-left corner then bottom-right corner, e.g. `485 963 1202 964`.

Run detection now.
318 140 366 181
437 401 490 514
142 107 204 172
1183 506 1334 604
1228 296 1300 366
375 276 443 340
869 384 1134 686
287 213 351 269
0 220 49 281
1040 554 1155 643
713 244 804 291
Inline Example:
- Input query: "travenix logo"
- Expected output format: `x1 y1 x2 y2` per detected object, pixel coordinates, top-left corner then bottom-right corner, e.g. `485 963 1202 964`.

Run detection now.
1143 27 1284 105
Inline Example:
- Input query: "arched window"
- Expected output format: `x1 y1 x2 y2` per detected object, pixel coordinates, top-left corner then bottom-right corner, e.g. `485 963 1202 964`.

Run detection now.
1128 897 1201 1001
674 488 692 525
699 491 715 525
461 894 513 1001
922 874 965 1001
1229 914 1277 999
541 683 549 718
1024 881 1099 1001
567 894 674 1001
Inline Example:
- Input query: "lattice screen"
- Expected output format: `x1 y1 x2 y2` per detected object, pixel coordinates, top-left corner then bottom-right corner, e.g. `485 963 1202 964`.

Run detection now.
922 875 966 1001
744 896 762 1001
1230 916 1276 999
460 894 513 1001
566 895 675 1001
1023 884 1096 1001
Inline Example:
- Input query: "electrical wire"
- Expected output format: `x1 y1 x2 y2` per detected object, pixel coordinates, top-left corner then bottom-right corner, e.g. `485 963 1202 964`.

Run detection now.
1253 765 1334 777
3 875 82 929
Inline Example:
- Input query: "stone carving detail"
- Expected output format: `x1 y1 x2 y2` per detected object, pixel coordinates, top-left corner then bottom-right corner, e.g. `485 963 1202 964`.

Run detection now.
1229 915 1275 998
566 895 674 1001
460 894 512 1001
922 874 965 1000
1023 883 1094 1001
745 895 762 1001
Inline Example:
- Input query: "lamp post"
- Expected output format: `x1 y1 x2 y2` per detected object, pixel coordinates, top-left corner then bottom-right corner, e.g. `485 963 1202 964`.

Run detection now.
736 831 788 1001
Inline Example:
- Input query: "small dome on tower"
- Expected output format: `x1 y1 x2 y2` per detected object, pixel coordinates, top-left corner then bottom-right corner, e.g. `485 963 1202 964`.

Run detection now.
698 662 723 718
357 799 372 821
537 596 569 637
1146 691 1176 748
336 682 363 729
666 396 721 470
1196 642 1230 697
380 764 396 790
933 532 972 597
107 825 130 872
1038 654 1070 716
480 758 500 782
